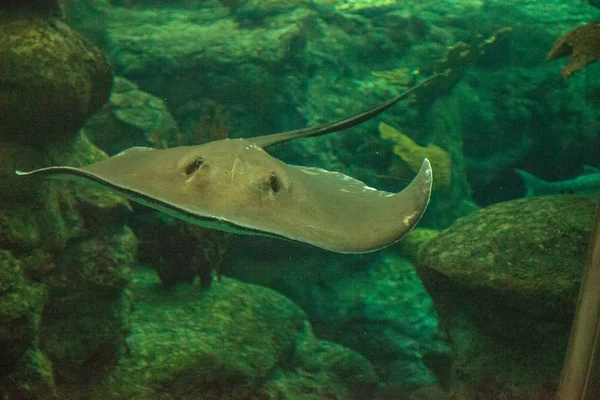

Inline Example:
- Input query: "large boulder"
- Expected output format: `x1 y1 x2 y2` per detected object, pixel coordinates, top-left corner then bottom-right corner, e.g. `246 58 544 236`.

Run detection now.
40 226 136 383
417 195 596 399
223 237 449 396
84 270 378 399
129 212 231 288
0 15 112 146
0 0 61 14
84 77 181 155
102 6 313 142
0 252 52 399
0 133 135 396
0 6 139 398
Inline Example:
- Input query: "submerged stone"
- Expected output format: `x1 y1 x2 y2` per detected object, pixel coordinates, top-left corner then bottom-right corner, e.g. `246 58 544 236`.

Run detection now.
0 251 48 399
86 271 378 399
0 15 112 146
84 77 181 155
40 226 136 383
419 194 594 319
417 194 596 398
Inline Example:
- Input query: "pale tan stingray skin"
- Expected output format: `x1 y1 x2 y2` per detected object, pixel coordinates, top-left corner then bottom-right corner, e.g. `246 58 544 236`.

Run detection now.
17 76 436 253
17 142 431 253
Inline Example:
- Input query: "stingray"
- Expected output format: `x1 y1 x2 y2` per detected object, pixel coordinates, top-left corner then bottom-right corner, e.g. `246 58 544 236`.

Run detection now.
16 76 437 254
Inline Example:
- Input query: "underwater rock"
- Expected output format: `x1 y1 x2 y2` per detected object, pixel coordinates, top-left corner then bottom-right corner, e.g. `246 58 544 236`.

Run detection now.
547 21 600 78
0 142 83 252
84 77 181 155
40 226 136 383
419 195 594 318
0 133 130 253
87 270 377 399
1 132 135 388
0 251 42 372
129 212 231 288
104 7 305 78
398 228 440 261
0 6 137 395
70 178 132 232
318 0 398 14
0 251 51 399
0 15 112 146
235 0 313 18
223 238 446 396
0 0 62 15
0 142 51 202
379 122 452 191
0 348 56 400
417 194 596 398
61 0 111 45
104 6 314 140
53 132 133 231
409 385 452 400
433 27 513 91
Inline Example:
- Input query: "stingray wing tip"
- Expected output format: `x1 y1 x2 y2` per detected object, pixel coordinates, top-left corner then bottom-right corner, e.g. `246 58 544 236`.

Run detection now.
411 157 433 200
399 156 433 229
421 158 433 184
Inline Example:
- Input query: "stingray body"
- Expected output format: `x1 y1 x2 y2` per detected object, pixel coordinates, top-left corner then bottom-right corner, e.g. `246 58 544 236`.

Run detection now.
17 76 437 253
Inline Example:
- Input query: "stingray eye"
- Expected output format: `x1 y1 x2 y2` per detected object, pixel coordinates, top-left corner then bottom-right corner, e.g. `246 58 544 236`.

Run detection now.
185 157 204 175
269 172 281 193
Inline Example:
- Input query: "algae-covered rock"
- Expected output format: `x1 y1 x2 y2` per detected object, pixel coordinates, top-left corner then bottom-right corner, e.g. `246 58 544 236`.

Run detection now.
398 228 440 261
416 194 596 398
0 15 112 146
84 77 181 155
49 226 136 293
0 186 80 252
0 251 49 398
106 9 304 75
1 348 56 400
92 271 377 399
40 226 136 383
265 340 377 399
0 252 41 371
0 142 48 201
379 121 452 191
235 0 313 17
224 239 445 395
418 195 594 319
0 133 129 253
0 0 62 15
104 6 313 141
0 141 81 252
0 122 135 390
0 133 136 385
0 3 136 395
130 212 231 288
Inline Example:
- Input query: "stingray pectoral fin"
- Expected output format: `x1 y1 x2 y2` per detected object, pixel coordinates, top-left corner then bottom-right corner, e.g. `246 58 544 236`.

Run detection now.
278 159 433 254
16 166 89 181
15 158 433 254
389 158 433 234
343 158 433 253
